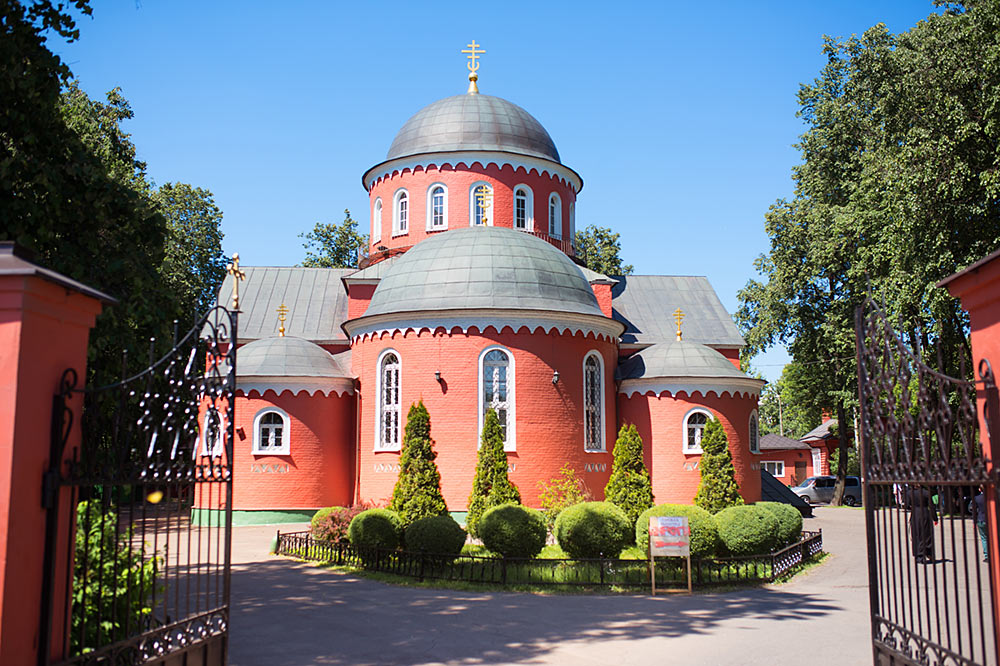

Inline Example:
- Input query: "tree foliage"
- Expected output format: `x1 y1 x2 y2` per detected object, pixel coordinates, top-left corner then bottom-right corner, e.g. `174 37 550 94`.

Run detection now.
694 419 743 514
466 408 520 537
737 2 1000 503
757 362 823 438
603 423 653 527
573 224 633 275
300 209 368 268
390 401 448 528
537 464 592 531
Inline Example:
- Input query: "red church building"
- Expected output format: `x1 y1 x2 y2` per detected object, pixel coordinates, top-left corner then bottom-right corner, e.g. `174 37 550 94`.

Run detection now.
209 54 765 523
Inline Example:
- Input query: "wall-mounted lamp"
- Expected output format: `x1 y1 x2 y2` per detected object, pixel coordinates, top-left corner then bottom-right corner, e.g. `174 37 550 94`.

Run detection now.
435 370 443 383
376 245 388 252
552 370 560 385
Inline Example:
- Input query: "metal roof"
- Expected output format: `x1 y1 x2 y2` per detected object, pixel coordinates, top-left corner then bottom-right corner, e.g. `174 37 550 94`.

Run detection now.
385 94 561 163
343 254 401 283
363 226 604 318
801 419 837 441
759 433 811 451
611 275 745 347
0 242 116 304
236 336 350 378
217 266 352 342
616 341 748 381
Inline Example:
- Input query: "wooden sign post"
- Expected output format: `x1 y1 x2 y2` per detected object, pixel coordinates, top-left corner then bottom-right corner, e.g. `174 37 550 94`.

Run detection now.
648 515 692 595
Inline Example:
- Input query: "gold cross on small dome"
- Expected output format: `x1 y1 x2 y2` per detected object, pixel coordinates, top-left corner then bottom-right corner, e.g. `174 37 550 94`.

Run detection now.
462 40 485 94
276 303 289 337
673 308 685 341
226 253 246 310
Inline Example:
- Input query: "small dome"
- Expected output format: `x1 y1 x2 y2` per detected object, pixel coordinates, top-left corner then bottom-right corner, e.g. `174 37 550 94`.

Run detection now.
363 227 602 318
237 336 349 378
386 94 560 163
617 342 747 381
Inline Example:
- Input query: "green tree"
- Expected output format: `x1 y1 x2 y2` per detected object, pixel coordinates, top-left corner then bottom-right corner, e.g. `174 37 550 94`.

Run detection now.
300 209 369 268
537 464 592 531
603 424 653 526
573 224 633 275
466 408 520 537
694 419 743 514
154 182 227 319
757 362 823 438
390 401 448 529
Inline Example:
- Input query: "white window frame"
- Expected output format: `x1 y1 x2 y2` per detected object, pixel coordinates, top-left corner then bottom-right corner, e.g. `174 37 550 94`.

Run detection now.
749 410 760 454
583 351 606 452
392 189 408 236
763 460 785 478
512 184 534 231
469 181 493 227
201 408 225 457
478 345 515 452
372 198 382 243
683 408 713 454
252 408 290 455
548 193 561 237
426 183 448 231
375 349 402 451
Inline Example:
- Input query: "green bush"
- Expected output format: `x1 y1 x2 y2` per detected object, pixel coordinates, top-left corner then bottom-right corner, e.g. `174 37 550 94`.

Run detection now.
603 424 654 530
390 401 448 528
554 501 631 559
479 504 547 558
537 464 592 531
756 502 803 547
635 504 720 559
404 515 466 560
693 417 744 514
714 505 781 556
466 408 521 537
348 508 402 551
311 504 369 545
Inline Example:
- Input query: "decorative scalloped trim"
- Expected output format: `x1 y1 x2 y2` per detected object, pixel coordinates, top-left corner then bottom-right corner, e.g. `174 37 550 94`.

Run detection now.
349 319 619 344
240 386 354 398
365 153 581 192
618 379 763 399
238 377 355 398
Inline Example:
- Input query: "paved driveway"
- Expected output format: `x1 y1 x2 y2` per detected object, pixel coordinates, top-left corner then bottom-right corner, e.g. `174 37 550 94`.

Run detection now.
229 507 870 665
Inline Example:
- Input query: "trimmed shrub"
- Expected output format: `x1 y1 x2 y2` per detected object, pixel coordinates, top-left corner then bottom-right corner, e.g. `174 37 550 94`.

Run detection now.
311 504 369 545
554 501 631 559
348 508 402 551
694 417 744 514
466 408 521 537
756 502 803 547
479 504 547 559
390 401 448 529
603 424 654 530
635 504 720 560
404 515 466 560
537 464 592 531
714 505 781 556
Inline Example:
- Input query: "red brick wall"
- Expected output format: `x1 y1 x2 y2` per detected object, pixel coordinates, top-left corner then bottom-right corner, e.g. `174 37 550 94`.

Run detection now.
759 449 816 486
346 283 376 320
618 390 761 505
352 326 617 509
592 283 613 317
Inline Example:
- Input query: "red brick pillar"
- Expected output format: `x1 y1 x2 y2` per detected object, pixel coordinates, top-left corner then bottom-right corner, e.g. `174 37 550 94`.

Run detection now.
940 249 1000 657
0 243 110 665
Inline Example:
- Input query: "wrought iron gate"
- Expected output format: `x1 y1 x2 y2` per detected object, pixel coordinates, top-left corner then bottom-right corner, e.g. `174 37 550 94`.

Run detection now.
857 297 999 666
40 306 237 665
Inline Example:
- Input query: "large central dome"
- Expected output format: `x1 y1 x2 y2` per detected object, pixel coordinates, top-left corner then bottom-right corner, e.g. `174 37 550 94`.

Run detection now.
385 94 560 163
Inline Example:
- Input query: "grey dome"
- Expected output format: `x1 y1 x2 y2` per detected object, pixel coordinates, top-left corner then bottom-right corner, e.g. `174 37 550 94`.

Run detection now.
617 342 748 381
363 227 602 318
386 94 560 163
237 336 349 378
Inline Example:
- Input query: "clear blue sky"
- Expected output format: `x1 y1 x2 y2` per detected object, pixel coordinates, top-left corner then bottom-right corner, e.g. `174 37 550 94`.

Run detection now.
57 1 941 382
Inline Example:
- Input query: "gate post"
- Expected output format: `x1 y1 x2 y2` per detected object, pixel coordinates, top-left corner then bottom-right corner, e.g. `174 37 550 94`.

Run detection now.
0 244 112 665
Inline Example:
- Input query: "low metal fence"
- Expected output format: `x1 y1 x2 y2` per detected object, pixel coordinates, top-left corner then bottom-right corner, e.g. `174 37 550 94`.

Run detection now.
274 529 822 590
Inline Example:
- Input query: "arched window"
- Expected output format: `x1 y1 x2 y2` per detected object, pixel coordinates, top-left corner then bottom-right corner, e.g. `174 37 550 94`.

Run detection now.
253 408 290 455
683 409 712 454
749 411 760 454
583 352 605 452
470 183 493 226
513 185 533 230
427 184 447 230
393 190 408 235
202 408 224 457
377 351 401 450
372 198 382 242
479 347 514 450
548 193 561 237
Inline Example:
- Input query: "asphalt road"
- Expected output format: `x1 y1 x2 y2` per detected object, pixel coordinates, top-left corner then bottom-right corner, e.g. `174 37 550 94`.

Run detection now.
228 507 873 665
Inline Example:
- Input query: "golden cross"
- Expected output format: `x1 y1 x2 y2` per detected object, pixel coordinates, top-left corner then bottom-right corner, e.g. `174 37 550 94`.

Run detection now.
475 185 492 225
276 303 289 337
226 253 246 310
462 40 485 72
673 308 685 341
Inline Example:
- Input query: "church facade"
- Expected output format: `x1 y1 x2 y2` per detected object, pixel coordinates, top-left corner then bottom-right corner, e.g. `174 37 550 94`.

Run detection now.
210 55 765 522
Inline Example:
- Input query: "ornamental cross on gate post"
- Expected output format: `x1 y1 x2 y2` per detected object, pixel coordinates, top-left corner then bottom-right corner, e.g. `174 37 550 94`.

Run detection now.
673 308 685 341
226 253 246 310
475 184 492 225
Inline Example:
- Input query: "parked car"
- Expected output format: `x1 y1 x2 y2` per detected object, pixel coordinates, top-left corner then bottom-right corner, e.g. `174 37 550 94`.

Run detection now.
792 475 863 506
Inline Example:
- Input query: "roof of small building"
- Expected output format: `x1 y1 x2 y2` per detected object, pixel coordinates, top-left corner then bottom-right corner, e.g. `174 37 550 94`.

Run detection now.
385 93 561 163
760 433 812 451
362 226 605 319
616 341 748 381
236 336 350 378
802 419 837 441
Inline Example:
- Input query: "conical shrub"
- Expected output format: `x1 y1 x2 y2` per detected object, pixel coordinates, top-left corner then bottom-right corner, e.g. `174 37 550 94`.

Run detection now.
694 417 744 514
466 408 520 537
603 423 654 527
390 401 447 529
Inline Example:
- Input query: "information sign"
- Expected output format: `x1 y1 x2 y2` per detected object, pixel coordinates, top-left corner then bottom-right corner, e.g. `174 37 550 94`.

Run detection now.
648 515 692 595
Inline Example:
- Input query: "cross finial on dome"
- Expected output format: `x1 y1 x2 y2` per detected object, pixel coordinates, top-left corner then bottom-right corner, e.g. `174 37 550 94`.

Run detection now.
276 303 289 337
673 308 685 341
462 40 485 94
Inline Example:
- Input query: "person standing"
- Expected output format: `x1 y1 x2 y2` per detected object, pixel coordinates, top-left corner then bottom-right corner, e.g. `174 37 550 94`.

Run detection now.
908 485 938 563
973 487 989 563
